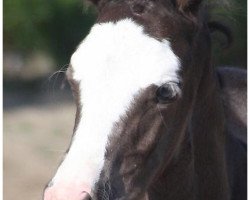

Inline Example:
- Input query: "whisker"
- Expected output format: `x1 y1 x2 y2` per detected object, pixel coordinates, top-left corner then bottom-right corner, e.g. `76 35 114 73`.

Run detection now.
50 64 69 92
104 181 111 200
43 63 70 101
157 104 168 129
102 182 107 200
96 188 107 200
106 181 112 198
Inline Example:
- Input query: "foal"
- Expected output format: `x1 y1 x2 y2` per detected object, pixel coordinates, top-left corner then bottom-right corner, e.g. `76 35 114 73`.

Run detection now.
44 0 247 199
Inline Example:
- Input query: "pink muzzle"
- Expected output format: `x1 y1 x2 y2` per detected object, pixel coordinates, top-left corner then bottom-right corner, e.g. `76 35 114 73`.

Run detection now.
43 182 92 200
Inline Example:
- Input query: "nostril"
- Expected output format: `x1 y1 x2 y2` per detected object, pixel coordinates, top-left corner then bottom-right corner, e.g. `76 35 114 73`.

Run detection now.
82 192 92 200
43 182 92 200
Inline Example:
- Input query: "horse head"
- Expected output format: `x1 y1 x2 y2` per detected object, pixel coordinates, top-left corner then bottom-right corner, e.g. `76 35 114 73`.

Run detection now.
44 0 216 199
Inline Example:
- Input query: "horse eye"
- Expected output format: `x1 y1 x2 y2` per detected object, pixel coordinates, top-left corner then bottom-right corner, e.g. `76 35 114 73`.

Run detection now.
156 82 180 104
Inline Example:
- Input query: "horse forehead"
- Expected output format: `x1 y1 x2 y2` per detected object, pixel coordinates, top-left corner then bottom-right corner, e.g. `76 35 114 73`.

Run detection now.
70 19 180 89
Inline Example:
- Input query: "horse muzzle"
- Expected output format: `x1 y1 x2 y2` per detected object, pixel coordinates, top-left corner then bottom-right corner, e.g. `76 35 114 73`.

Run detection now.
43 181 92 200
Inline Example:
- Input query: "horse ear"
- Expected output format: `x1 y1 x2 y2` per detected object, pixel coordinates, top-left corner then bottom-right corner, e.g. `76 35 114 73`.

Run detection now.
176 0 203 15
87 0 101 6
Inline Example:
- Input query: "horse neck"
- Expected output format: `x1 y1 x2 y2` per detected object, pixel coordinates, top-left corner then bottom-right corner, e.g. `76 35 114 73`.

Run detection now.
190 48 230 199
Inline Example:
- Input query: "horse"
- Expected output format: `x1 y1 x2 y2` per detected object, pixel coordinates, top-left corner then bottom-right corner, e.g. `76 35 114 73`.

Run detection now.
43 0 247 199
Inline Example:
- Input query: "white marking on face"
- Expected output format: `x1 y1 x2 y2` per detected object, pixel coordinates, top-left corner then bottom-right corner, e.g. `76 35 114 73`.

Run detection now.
50 18 180 195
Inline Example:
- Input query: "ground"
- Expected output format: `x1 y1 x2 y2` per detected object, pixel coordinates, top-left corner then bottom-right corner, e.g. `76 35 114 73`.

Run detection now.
4 102 75 200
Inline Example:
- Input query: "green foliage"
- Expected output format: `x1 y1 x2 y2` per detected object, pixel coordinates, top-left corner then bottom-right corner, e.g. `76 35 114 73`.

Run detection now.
4 0 96 65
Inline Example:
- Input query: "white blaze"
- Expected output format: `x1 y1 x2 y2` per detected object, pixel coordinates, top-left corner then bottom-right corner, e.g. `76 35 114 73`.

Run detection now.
51 18 180 193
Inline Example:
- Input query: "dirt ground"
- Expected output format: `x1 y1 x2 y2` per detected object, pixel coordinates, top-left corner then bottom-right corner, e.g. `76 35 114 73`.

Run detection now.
4 102 76 200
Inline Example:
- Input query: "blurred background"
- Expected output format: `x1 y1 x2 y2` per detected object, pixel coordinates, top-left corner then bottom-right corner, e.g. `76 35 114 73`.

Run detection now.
3 0 247 200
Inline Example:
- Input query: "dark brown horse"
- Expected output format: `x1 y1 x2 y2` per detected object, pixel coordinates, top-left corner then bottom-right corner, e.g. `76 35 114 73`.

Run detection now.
44 0 247 199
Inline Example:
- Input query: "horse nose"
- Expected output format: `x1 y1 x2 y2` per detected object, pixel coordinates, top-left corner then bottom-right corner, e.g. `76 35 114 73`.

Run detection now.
43 182 92 200
82 192 92 200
